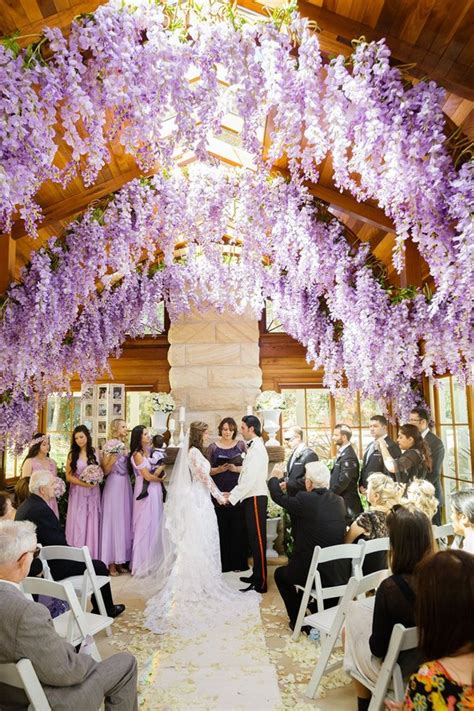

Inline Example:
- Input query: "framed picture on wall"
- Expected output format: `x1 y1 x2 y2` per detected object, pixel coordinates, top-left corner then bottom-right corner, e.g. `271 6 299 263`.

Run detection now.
98 386 108 400
98 420 107 433
113 386 123 400
112 403 123 416
98 403 107 417
98 437 106 450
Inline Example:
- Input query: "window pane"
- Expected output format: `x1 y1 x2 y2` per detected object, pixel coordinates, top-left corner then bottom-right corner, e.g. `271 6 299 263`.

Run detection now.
456 426 472 482
437 381 452 423
307 429 332 460
307 390 331 428
360 398 380 426
126 391 152 429
281 389 304 428
440 426 456 478
442 477 459 508
334 392 358 426
46 394 80 433
49 432 72 469
453 382 468 423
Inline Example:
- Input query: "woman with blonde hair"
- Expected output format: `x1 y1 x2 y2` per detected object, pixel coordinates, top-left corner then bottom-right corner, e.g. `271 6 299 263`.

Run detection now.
406 478 438 521
346 473 404 573
100 419 133 575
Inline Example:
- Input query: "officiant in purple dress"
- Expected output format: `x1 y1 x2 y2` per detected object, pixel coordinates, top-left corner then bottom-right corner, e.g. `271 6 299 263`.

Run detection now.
206 417 248 572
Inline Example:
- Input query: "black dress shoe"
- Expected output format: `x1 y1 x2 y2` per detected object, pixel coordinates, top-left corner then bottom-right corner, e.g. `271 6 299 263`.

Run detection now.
106 604 126 618
239 584 267 593
239 575 254 583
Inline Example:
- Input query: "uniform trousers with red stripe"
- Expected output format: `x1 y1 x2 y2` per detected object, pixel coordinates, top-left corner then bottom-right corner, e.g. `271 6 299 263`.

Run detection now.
242 495 268 592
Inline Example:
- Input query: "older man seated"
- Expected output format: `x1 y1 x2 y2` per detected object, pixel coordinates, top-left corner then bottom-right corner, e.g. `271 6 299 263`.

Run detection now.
0 520 137 710
268 461 349 631
15 471 124 618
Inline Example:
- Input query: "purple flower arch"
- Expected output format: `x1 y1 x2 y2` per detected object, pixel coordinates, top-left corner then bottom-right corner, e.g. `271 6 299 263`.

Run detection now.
0 1 472 448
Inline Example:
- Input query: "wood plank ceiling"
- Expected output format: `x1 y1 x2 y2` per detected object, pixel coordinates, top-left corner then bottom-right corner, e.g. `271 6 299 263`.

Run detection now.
1 0 472 287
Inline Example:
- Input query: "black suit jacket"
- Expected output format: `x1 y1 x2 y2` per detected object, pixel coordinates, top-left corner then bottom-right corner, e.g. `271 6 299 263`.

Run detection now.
359 436 401 490
330 444 363 523
423 430 445 504
286 446 319 496
268 477 350 586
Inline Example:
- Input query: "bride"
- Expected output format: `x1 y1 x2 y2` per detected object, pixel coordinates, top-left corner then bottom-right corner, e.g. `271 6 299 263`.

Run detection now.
144 420 259 634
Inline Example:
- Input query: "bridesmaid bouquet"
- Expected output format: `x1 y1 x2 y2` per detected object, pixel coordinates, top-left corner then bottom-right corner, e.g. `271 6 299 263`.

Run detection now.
80 464 104 485
54 477 66 499
102 439 126 455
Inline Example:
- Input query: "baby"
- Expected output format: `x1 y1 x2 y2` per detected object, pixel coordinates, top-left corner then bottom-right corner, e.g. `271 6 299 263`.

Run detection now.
136 434 167 500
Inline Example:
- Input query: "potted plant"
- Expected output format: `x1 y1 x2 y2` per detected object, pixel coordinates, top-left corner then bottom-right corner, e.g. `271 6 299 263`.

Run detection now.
144 392 176 434
266 499 284 558
255 390 294 446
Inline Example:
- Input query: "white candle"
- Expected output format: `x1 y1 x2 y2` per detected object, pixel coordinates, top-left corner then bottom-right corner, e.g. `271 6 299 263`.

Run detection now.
168 417 176 432
179 406 186 422
246 405 253 416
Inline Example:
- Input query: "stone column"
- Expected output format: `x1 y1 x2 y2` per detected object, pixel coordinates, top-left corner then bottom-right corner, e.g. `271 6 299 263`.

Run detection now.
168 308 262 435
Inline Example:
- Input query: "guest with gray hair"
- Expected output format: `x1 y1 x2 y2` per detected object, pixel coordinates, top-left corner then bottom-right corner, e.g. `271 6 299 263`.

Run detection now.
15 471 125 618
0 520 138 710
267 460 349 631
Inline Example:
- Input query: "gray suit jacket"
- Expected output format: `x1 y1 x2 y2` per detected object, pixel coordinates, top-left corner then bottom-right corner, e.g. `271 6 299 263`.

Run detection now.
0 581 100 710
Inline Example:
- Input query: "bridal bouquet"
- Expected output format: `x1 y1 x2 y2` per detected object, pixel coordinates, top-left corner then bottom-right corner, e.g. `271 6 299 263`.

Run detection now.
53 477 66 499
144 392 175 415
102 438 126 455
267 499 284 519
255 390 294 411
80 464 104 485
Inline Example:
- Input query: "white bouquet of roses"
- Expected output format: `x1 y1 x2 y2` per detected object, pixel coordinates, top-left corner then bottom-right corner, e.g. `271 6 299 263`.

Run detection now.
267 499 284 519
102 439 126 455
255 390 294 411
80 464 104 485
144 392 175 415
54 477 66 499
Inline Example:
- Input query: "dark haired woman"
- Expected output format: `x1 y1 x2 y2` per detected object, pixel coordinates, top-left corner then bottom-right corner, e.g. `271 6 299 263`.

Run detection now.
129 425 165 577
377 424 432 486
0 490 15 521
451 488 474 554
18 433 59 516
65 425 101 558
144 421 259 635
207 417 248 572
344 504 435 710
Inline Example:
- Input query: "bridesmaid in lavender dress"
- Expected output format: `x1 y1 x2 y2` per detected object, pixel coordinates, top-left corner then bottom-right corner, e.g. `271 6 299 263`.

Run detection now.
19 433 59 516
100 418 133 576
129 425 166 577
65 425 101 559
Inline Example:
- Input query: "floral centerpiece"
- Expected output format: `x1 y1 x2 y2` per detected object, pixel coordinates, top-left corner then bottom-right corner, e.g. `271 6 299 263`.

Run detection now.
80 464 104 485
101 438 126 455
144 392 176 415
255 391 294 411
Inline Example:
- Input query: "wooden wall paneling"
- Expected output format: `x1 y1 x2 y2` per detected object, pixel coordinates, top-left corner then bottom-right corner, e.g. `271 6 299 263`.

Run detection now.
0 233 16 293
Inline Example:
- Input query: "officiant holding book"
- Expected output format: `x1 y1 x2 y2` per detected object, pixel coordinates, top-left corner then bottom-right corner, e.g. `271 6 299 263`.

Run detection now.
206 417 248 572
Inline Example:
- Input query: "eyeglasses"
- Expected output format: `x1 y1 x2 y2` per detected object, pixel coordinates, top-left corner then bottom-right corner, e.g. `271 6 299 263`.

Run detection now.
19 545 42 561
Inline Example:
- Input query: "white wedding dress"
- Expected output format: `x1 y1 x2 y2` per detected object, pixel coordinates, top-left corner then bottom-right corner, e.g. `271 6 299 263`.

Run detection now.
144 440 259 635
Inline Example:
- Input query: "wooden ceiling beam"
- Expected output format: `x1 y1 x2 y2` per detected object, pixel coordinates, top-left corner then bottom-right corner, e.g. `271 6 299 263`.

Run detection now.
237 0 474 101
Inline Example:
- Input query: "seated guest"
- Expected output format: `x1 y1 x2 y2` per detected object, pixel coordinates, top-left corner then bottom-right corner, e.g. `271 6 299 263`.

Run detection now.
330 424 363 524
268 461 348 631
451 488 474 554
399 550 474 710
345 473 403 574
0 520 137 710
377 424 431 487
405 478 438 521
15 471 125 618
359 416 401 495
0 491 15 521
344 504 434 711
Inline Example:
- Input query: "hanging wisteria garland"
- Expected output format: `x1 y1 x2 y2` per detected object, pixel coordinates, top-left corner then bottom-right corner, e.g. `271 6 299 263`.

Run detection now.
0 165 471 449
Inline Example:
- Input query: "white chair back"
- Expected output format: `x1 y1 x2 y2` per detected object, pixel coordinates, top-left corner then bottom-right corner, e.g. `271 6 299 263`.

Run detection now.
433 523 454 539
0 659 51 710
355 537 390 578
20 578 90 643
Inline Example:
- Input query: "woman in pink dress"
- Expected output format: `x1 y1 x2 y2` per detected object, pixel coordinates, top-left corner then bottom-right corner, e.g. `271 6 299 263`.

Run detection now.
100 418 133 575
19 433 59 516
129 425 166 577
65 425 101 558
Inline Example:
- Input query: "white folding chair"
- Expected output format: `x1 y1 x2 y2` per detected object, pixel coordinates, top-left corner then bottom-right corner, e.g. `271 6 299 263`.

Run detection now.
433 522 454 539
292 543 363 641
39 545 111 636
305 569 388 699
351 623 418 711
355 537 390 579
0 659 51 711
21 578 113 662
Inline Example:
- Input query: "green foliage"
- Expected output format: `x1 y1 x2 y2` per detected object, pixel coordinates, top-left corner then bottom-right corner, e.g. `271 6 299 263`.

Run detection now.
1 31 21 58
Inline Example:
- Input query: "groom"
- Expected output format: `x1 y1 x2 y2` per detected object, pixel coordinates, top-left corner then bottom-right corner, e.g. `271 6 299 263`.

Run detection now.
226 415 269 593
